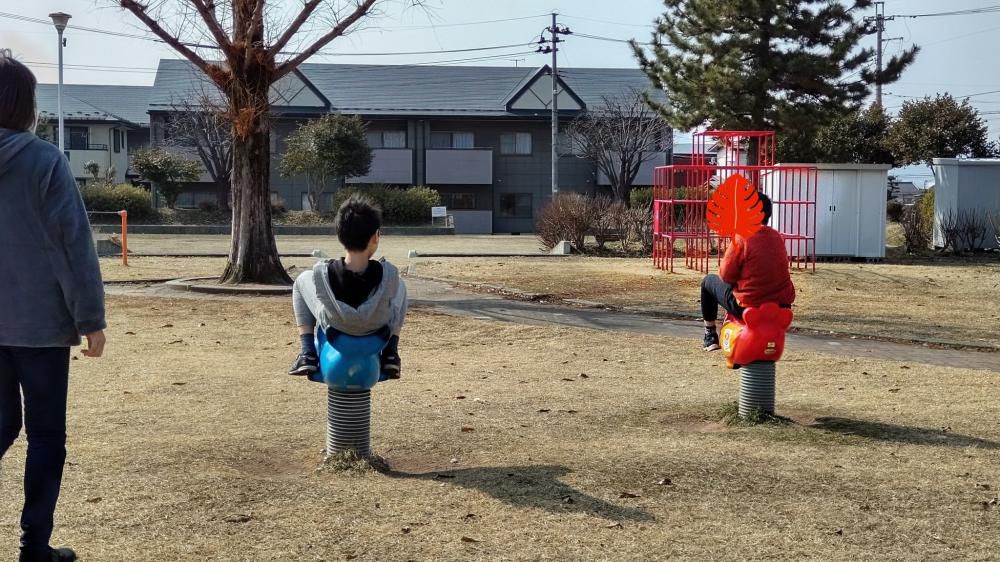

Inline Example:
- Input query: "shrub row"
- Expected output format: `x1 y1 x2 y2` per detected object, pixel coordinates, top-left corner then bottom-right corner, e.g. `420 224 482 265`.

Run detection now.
333 185 441 225
536 192 653 255
81 183 155 222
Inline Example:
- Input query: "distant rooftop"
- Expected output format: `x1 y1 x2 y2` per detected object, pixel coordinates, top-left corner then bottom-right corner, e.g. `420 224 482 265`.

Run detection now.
148 59 665 118
35 84 152 126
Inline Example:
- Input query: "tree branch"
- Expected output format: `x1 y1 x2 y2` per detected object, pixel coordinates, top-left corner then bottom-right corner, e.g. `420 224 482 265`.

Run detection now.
273 0 378 81
269 0 324 55
189 0 233 53
118 0 223 83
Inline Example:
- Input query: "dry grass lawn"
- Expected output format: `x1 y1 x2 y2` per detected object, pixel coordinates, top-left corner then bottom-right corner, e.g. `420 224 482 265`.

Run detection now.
99 257 319 283
415 256 1000 348
1 296 999 560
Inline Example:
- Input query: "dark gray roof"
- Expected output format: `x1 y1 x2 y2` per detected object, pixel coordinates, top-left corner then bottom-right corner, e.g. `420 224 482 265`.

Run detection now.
35 84 152 126
149 59 664 117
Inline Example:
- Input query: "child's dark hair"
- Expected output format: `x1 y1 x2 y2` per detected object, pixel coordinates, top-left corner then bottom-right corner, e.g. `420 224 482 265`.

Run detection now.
335 195 382 251
758 192 773 225
0 54 38 132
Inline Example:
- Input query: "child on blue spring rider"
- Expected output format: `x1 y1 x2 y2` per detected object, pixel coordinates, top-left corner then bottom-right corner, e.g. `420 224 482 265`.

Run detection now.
288 196 408 378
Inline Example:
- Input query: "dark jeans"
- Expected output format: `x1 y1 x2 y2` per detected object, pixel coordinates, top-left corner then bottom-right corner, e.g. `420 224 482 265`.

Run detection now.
701 274 743 322
0 346 70 552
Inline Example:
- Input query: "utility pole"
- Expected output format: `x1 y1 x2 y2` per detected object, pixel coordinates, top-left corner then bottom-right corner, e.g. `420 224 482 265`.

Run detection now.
537 14 571 196
864 2 895 108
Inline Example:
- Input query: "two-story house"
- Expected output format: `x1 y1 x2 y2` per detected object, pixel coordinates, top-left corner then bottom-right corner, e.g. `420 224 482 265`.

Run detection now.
148 59 669 233
34 84 152 185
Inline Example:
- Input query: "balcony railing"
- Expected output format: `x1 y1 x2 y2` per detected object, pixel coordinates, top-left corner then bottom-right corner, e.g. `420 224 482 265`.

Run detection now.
347 148 413 185
425 148 493 185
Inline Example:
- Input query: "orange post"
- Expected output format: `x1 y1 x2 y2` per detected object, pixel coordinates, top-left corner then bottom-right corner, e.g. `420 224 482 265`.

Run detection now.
118 210 129 266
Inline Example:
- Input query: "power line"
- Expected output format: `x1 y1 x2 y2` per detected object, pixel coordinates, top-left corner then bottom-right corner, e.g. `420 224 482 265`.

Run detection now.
573 32 653 46
560 14 655 29
0 11 535 57
892 5 1000 18
381 14 548 30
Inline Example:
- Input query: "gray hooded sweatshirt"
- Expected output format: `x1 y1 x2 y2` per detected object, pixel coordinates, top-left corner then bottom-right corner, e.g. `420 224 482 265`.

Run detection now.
0 129 106 347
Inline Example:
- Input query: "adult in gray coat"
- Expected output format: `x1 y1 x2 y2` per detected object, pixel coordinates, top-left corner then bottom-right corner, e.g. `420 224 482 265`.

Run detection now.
0 54 106 562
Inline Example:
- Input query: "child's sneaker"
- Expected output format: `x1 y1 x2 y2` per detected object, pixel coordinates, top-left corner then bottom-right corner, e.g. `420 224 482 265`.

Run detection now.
381 335 401 379
381 351 401 379
703 328 721 352
288 352 319 376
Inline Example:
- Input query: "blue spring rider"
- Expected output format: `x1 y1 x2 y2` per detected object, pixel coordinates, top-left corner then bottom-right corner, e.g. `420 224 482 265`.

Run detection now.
307 327 391 391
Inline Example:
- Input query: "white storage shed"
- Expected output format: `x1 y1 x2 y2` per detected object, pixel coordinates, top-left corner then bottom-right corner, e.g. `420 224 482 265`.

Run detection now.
763 163 890 259
930 158 1000 250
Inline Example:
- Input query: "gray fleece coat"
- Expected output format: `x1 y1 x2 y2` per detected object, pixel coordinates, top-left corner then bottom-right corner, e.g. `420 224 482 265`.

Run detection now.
308 259 404 336
0 129 106 347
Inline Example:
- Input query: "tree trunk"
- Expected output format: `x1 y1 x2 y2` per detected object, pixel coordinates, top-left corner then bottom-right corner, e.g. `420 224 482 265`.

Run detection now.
220 88 290 285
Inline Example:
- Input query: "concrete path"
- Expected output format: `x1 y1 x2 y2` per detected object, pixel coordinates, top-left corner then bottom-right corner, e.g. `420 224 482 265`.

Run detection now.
107 277 998 372
406 278 998 372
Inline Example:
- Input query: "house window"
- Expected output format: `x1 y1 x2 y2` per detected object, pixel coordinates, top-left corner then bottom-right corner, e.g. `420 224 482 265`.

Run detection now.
431 131 474 149
440 192 476 210
366 130 407 148
558 132 585 155
113 130 122 153
54 126 90 150
499 193 532 218
500 132 532 155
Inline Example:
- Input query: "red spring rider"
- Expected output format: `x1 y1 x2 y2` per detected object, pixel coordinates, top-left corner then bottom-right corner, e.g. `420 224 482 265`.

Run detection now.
720 303 793 369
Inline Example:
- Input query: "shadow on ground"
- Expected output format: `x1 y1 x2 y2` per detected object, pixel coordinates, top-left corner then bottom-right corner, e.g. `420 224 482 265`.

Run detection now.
811 417 1000 449
387 464 654 522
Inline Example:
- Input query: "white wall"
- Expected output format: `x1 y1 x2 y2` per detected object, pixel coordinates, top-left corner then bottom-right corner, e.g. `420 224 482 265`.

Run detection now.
765 163 889 258
931 159 1000 249
62 123 131 182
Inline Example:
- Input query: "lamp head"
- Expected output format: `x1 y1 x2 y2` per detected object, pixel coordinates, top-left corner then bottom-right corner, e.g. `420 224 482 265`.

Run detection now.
49 12 71 33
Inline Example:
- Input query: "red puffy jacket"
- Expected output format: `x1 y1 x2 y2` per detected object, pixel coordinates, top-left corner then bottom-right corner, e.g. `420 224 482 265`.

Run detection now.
720 225 796 307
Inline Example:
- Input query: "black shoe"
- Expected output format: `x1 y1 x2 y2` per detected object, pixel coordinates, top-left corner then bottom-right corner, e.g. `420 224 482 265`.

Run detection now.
19 546 76 562
381 352 401 379
288 352 318 376
703 328 721 352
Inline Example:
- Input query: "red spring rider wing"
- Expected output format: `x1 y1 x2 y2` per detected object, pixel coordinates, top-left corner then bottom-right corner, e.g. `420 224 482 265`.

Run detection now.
706 174 764 240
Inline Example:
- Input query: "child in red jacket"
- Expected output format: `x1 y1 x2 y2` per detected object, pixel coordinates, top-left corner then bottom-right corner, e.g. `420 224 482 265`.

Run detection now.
702 193 795 351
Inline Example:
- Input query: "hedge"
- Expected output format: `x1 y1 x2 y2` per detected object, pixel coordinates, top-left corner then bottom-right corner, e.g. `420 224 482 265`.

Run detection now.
81 183 155 222
333 185 441 225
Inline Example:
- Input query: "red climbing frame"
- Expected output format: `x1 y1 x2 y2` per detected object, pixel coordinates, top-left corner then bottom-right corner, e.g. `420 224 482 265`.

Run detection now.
653 130 816 273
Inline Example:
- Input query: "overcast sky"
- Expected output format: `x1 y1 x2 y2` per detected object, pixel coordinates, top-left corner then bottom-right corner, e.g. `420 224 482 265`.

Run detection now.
4 0 999 183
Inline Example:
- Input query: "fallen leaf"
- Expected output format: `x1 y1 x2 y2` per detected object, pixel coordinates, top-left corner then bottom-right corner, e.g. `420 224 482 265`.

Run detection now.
537 409 551 413
224 513 253 523
450 458 459 464
656 478 673 486
199 323 206 327
618 492 641 499
579 373 589 378
900 365 910 370
168 340 184 345
460 536 480 543
125 331 136 335
831 529 843 536
433 474 455 480
976 483 991 490
171 382 187 386
888 388 901 393
401 527 411 534
160 324 173 328
85 497 102 503
462 513 477 520
460 427 475 433
561 496 575 504
605 522 623 529
561 378 575 382
455 396 466 400
71 356 78 361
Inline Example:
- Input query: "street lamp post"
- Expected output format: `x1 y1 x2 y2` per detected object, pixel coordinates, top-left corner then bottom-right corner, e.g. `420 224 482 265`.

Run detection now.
49 12 71 153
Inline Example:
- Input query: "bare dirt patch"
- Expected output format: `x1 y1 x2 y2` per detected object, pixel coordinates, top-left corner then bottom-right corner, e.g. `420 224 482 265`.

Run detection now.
415 256 1000 347
1 295 998 559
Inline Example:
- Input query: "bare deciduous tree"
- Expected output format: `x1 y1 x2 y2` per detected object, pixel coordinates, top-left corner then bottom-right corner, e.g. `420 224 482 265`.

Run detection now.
164 93 233 210
564 88 671 202
115 0 401 284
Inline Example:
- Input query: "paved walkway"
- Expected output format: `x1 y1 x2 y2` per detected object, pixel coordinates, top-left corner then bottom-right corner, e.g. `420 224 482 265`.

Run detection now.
107 277 998 372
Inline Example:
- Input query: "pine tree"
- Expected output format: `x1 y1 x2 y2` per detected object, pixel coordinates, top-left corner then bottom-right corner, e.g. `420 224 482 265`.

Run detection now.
632 0 918 159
